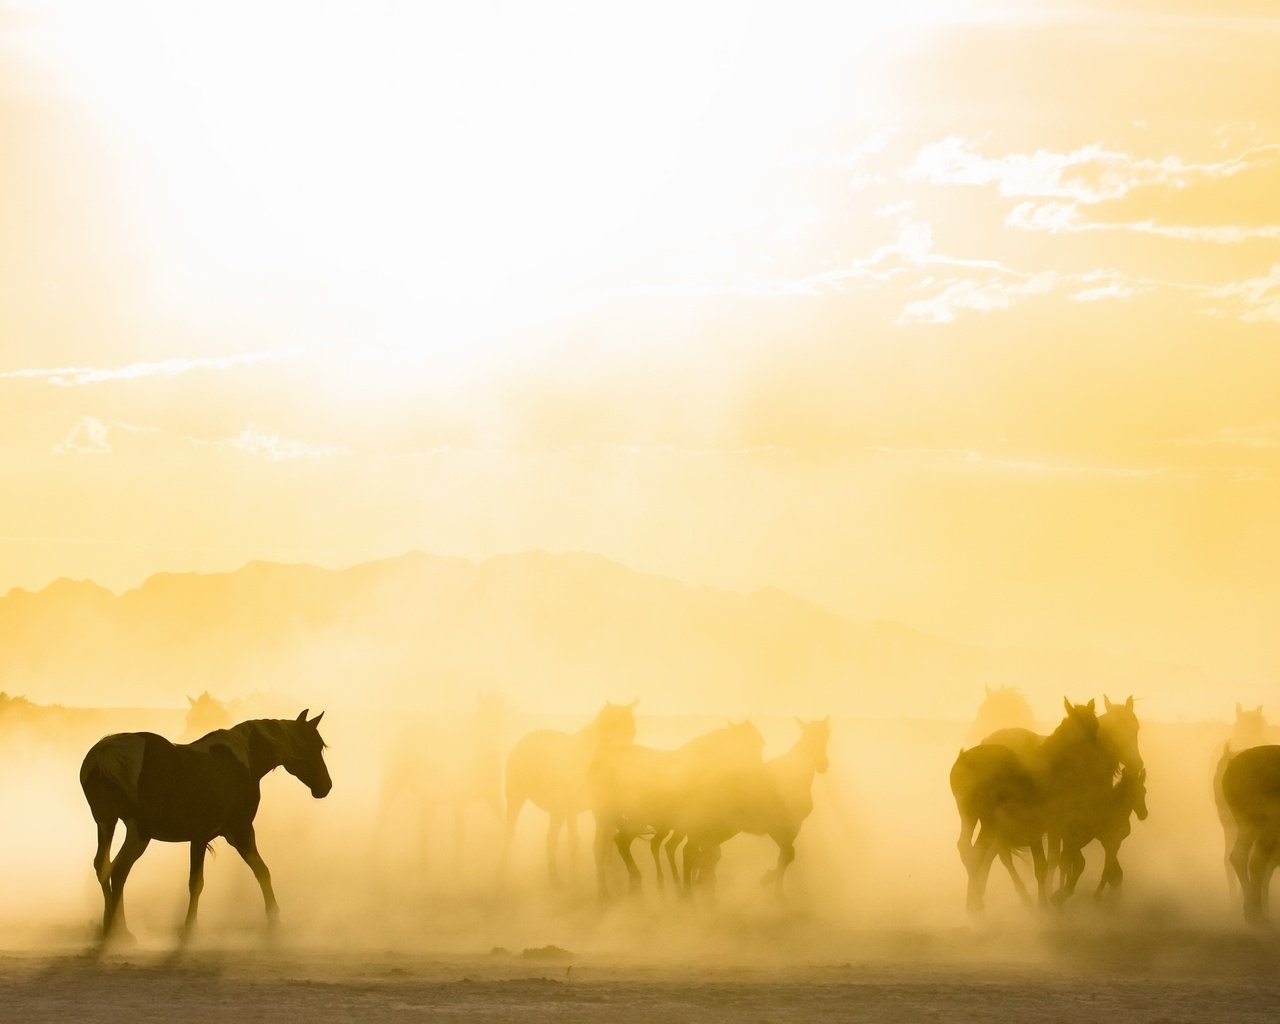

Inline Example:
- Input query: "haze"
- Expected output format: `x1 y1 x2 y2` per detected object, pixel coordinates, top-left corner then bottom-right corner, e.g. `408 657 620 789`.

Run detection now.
1 3 1280 1018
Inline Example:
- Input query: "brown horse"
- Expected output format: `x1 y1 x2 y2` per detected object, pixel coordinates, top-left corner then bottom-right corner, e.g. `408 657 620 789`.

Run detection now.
81 711 331 941
952 699 1115 912
1214 704 1268 896
1222 744 1280 924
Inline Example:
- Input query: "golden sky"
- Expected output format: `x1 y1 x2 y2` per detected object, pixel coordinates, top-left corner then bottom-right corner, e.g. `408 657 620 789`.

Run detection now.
2 1 1279 685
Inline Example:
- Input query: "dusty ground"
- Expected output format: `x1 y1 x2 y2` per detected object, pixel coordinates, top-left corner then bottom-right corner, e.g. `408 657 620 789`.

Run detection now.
3 927 1279 1024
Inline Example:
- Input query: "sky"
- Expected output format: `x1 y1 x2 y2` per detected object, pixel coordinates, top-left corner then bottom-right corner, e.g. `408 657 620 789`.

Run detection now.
2 0 1279 685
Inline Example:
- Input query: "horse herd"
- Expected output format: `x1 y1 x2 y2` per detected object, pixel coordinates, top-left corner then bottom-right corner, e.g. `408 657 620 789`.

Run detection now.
67 692 1280 945
952 692 1280 928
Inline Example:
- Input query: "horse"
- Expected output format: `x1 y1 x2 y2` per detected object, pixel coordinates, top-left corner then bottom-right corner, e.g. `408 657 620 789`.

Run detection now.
179 692 233 742
498 700 637 888
677 717 831 899
965 685 1037 746
80 710 331 941
589 720 768 898
1214 704 1268 895
977 694 1142 896
371 691 506 869
952 698 1115 912
1222 744 1280 924
1052 764 1148 904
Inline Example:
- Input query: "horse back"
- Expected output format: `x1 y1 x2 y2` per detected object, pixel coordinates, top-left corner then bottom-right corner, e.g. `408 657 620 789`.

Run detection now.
1223 745 1280 830
81 730 258 840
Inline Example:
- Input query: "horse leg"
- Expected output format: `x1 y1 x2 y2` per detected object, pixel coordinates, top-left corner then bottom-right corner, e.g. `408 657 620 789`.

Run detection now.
1030 838 1048 907
614 830 642 894
592 816 613 900
227 826 279 929
1244 834 1275 926
665 833 684 896
1051 845 1085 905
967 829 998 914
546 813 564 889
650 830 668 892
92 818 116 931
763 836 796 897
104 824 150 941
998 846 1031 905
956 812 977 871
566 812 581 880
1224 819 1239 898
1094 841 1120 900
182 842 207 940
1230 827 1256 920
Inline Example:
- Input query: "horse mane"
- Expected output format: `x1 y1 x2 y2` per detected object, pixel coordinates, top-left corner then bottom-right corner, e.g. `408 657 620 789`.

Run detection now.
189 718 322 772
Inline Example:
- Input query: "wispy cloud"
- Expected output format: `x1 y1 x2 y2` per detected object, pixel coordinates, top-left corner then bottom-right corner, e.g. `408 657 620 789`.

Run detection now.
53 417 111 456
1212 265 1280 323
0 347 304 387
1007 199 1280 243
908 138 1279 204
193 425 347 461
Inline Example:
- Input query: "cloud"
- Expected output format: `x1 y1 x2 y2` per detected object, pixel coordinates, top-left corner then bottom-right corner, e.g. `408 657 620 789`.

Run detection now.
1007 199 1280 242
53 417 111 455
193 425 347 461
0 347 304 387
908 137 1279 205
897 272 1059 324
1211 265 1280 323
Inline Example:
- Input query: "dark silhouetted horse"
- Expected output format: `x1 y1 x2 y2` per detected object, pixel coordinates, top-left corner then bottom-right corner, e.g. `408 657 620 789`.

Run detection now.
1214 704 1268 896
80 710 331 941
951 698 1116 912
499 701 637 888
1222 744 1280 924
1053 764 1148 903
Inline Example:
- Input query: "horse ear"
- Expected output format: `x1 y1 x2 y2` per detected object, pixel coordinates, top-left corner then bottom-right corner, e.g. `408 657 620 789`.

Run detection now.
1063 697 1072 714
796 716 807 729
188 696 197 706
984 685 992 697
296 709 309 722
1086 699 1096 712
822 715 831 725
1257 705 1264 715
627 699 639 710
308 711 324 728
1126 695 1135 710
1236 702 1244 717
1104 695 1114 712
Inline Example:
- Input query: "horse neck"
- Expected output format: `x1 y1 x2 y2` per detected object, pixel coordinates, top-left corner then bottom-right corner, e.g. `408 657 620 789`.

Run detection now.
226 720 290 779
769 736 818 794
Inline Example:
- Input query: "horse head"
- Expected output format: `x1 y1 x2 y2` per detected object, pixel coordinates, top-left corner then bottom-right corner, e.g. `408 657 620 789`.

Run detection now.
1123 764 1149 821
1100 694 1143 770
1059 697 1100 740
592 700 638 749
1232 702 1268 747
795 716 831 774
283 709 332 798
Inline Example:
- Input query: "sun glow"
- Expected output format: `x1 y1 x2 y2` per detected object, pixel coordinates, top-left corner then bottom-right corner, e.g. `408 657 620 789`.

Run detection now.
16 0 960 361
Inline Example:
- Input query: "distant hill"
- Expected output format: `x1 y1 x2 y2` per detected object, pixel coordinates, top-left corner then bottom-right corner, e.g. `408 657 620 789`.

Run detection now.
0 550 1220 718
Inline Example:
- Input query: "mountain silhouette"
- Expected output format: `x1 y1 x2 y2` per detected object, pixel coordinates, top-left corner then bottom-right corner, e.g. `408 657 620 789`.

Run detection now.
0 550 1217 717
